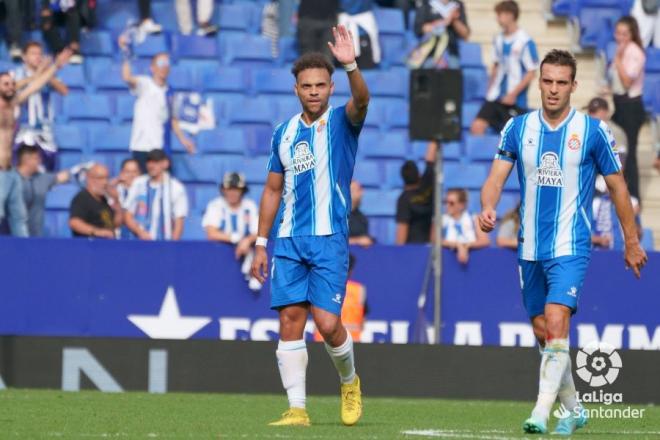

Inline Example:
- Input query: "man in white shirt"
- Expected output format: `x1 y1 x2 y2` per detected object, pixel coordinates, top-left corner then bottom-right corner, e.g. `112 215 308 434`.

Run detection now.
470 0 538 135
203 172 261 291
118 39 196 171
123 149 189 240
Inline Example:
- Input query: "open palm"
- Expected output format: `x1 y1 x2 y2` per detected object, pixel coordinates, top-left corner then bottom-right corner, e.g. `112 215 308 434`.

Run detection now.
328 25 356 65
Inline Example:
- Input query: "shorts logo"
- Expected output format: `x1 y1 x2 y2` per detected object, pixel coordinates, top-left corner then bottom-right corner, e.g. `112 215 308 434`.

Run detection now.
567 286 577 297
568 134 581 151
332 293 342 304
536 152 564 187
292 141 315 175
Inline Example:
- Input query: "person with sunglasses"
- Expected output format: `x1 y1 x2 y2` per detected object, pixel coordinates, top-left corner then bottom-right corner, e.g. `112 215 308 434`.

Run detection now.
441 188 490 264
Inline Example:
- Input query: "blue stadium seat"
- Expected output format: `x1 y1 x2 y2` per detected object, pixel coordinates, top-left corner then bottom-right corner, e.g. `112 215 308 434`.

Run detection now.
504 166 519 190
363 69 408 98
89 61 127 90
380 35 409 68
465 134 500 161
463 67 488 102
382 159 405 189
254 68 295 95
243 157 269 184
218 3 254 32
43 210 71 238
642 76 660 113
361 132 409 159
63 94 112 121
227 97 276 126
462 102 481 129
81 30 114 56
458 41 483 68
332 73 351 98
182 214 206 240
375 8 405 36
353 160 382 188
57 152 83 170
368 216 397 244
641 228 655 251
552 0 572 16
578 8 621 49
275 97 301 125
202 67 249 93
172 34 218 59
361 189 399 216
169 65 197 91
134 34 169 58
496 192 519 217
445 163 488 189
116 95 135 122
385 101 409 129
411 141 461 161
172 155 223 183
192 183 220 213
170 132 197 153
54 125 86 152
58 65 86 91
278 36 298 64
225 35 274 68
244 126 273 156
198 127 247 154
100 2 138 31
46 184 80 209
646 48 660 73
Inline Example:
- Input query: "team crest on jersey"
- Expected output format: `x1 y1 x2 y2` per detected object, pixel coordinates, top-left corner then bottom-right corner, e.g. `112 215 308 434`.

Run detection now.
568 134 581 151
536 152 564 187
292 141 316 175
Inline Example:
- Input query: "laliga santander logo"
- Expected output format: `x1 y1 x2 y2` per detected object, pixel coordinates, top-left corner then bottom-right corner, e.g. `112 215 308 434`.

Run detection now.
576 341 622 387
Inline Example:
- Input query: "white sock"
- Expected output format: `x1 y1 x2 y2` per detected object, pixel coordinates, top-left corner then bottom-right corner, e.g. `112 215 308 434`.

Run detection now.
558 356 579 412
531 338 569 423
325 331 356 384
276 339 308 409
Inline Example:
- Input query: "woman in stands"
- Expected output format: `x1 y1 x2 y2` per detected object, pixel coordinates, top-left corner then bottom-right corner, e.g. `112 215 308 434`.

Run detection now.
609 16 646 200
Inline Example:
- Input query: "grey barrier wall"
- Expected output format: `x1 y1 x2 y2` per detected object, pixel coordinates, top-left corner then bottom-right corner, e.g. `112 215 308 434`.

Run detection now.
0 337 657 404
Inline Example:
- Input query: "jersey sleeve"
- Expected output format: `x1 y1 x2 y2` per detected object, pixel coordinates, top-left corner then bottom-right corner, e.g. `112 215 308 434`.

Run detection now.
267 124 284 174
247 199 259 235
131 76 149 96
592 120 622 176
521 39 539 71
123 181 139 213
494 117 518 163
172 181 189 218
201 199 222 229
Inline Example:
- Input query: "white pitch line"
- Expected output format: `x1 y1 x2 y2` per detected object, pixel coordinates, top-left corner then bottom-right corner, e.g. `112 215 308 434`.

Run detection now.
401 429 521 440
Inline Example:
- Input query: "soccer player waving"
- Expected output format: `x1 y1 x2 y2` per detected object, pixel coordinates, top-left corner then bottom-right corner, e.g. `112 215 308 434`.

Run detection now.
251 25 369 427
479 50 647 435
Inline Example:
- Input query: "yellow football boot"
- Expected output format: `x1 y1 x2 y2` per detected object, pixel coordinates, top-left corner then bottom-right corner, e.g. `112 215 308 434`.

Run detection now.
340 375 362 426
268 408 311 427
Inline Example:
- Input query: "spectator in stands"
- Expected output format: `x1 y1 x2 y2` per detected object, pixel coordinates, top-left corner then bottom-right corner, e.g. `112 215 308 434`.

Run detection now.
117 46 196 171
349 180 374 247
1 0 24 60
297 0 339 60
441 188 490 264
41 0 83 64
395 141 438 244
586 97 629 155
592 178 643 250
15 144 71 237
69 164 122 238
339 0 381 68
137 0 162 34
124 149 189 241
631 0 659 48
0 48 72 238
496 202 520 250
175 0 217 36
470 1 538 135
13 41 69 171
202 172 261 291
109 158 142 239
411 0 469 69
609 16 646 200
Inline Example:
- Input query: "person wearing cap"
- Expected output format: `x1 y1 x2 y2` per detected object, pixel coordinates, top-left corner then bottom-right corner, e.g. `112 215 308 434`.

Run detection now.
202 171 261 291
123 149 189 240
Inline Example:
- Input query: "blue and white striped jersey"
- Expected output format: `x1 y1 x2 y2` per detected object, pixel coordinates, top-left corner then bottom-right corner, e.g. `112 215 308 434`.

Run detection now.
268 105 362 237
486 29 539 109
495 108 622 261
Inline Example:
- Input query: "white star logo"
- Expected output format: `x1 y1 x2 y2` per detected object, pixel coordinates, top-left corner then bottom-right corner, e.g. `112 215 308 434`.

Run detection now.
128 286 211 339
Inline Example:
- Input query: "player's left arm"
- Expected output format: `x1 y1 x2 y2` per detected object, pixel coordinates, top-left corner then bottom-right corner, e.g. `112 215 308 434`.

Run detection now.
328 25 370 125
172 217 185 240
604 172 647 278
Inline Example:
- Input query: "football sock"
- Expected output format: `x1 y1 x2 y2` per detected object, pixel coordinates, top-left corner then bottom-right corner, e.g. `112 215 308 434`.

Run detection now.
531 338 570 422
276 339 308 409
558 355 579 412
325 331 356 384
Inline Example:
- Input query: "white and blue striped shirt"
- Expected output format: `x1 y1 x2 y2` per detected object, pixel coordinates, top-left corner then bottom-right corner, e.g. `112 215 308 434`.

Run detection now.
496 108 622 261
486 29 539 109
268 105 361 237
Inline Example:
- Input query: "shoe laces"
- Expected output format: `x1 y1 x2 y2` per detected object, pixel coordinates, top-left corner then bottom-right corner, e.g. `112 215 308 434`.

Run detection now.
342 387 358 411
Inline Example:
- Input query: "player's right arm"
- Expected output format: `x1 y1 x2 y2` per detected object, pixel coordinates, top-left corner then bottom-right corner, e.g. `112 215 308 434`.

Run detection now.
251 171 283 283
479 160 513 232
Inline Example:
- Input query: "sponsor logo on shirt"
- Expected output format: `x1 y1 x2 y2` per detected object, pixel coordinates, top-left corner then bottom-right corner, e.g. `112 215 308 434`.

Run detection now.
568 133 581 151
536 152 564 187
292 141 316 175
525 137 536 148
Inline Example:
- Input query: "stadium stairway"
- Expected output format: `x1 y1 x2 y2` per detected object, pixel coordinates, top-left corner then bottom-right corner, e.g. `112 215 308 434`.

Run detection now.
466 0 660 249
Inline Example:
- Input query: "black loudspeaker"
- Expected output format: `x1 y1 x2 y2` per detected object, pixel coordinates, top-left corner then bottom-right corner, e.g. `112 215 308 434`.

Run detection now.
409 69 463 141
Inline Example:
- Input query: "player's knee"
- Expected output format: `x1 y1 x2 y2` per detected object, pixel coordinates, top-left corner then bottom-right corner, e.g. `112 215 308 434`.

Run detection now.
544 312 568 339
315 319 341 342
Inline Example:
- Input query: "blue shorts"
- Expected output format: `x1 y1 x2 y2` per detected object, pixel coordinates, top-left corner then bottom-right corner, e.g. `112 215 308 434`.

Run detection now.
270 233 349 316
518 256 591 319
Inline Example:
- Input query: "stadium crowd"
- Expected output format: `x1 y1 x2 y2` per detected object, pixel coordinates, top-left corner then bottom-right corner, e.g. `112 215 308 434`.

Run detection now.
0 0 657 270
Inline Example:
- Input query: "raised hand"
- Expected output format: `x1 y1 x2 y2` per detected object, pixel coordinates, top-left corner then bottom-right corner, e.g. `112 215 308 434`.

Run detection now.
54 47 73 68
328 25 356 65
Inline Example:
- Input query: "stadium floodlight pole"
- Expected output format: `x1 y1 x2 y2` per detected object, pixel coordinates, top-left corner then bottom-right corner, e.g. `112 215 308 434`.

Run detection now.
433 140 443 344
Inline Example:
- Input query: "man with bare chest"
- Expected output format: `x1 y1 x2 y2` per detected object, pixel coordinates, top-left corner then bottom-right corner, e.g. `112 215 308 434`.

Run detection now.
0 48 71 236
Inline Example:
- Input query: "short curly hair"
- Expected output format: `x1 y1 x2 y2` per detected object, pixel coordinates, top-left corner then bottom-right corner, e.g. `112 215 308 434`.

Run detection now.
540 49 577 81
291 52 335 80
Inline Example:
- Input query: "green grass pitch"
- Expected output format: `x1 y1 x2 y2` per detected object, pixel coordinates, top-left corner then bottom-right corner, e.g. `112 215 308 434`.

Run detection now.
1 389 658 439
